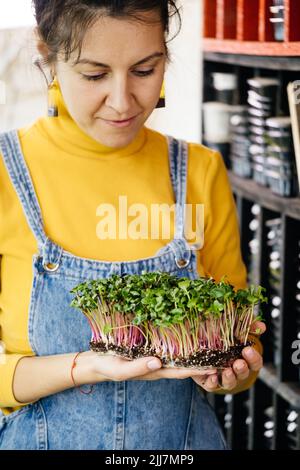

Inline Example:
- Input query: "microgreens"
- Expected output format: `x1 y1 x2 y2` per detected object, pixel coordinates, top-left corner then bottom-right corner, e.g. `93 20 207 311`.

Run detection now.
70 272 267 360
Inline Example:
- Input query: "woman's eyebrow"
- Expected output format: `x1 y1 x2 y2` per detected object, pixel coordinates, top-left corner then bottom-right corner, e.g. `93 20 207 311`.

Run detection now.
73 52 164 67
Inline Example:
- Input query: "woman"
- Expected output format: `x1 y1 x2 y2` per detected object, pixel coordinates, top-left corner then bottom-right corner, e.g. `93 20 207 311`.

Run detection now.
0 0 265 450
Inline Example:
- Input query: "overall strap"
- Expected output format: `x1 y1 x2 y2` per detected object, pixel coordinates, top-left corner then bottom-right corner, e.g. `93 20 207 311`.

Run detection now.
166 135 188 240
0 129 63 267
166 135 192 267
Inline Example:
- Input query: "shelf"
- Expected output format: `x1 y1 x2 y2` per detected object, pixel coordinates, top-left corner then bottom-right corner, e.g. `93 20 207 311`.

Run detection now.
203 51 300 70
203 11 300 447
229 171 300 219
259 364 300 409
203 38 300 56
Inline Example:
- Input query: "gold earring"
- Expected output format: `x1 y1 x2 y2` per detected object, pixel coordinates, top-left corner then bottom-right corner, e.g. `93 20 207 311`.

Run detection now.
156 80 165 108
33 56 59 117
47 74 59 117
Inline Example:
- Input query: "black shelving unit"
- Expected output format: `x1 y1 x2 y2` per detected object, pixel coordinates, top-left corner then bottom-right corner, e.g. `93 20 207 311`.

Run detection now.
203 50 300 450
204 52 300 72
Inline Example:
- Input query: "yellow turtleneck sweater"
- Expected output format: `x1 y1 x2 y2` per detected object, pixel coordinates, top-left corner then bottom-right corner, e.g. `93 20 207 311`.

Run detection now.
0 83 261 414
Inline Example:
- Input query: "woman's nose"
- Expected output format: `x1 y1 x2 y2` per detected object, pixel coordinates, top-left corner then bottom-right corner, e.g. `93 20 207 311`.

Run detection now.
105 78 133 116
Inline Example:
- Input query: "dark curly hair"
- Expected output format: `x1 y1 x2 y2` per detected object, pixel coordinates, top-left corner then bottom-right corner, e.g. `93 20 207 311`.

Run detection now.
32 0 182 67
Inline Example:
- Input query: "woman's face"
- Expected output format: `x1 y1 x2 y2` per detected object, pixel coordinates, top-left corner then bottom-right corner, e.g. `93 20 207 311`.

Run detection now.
54 11 167 147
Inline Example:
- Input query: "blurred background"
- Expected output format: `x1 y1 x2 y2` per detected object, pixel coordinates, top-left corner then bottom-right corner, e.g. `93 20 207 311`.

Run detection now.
1 0 300 451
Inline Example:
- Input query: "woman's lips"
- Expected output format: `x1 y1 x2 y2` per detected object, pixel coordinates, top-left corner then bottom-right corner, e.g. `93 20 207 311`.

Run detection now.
102 115 139 128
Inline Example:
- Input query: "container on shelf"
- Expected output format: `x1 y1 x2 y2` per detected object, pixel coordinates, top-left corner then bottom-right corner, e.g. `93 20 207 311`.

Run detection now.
211 72 238 104
231 154 252 178
246 77 281 187
248 95 275 113
248 106 273 119
249 143 268 156
267 145 298 197
266 116 292 130
266 217 283 369
269 0 285 42
266 167 298 197
286 408 299 449
247 204 261 286
267 145 295 161
253 162 268 186
231 136 251 157
264 115 298 196
247 78 280 100
249 116 266 127
212 72 237 90
248 89 274 104
250 134 266 145
265 131 292 148
231 124 249 135
266 156 294 177
229 106 252 178
250 125 266 137
202 101 233 143
265 117 293 149
229 106 249 136
263 405 275 449
250 144 268 186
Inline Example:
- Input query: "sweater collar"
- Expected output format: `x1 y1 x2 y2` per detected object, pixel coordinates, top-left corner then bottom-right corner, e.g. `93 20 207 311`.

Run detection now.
36 77 147 160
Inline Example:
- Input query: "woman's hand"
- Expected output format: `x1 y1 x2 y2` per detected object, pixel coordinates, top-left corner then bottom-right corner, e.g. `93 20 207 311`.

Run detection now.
87 320 265 386
192 320 266 392
89 352 217 383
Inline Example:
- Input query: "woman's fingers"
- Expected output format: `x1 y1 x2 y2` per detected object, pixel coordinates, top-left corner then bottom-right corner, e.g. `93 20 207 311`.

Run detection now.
250 320 266 336
219 368 237 390
242 347 263 371
194 367 242 392
198 368 237 391
94 348 262 387
94 355 162 381
94 353 220 382
193 373 219 390
232 359 250 381
193 323 266 393
136 366 217 381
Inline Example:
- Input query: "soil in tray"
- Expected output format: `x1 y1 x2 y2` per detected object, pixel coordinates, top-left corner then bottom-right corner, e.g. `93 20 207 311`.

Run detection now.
90 340 253 369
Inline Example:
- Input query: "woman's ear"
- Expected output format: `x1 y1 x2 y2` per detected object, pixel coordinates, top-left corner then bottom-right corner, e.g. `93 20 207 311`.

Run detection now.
36 41 50 63
34 28 50 63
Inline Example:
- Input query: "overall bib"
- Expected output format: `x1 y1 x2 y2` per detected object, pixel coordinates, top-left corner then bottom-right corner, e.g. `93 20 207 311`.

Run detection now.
0 130 228 450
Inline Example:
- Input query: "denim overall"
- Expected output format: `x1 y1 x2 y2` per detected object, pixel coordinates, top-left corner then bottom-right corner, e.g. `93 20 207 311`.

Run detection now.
0 129 228 450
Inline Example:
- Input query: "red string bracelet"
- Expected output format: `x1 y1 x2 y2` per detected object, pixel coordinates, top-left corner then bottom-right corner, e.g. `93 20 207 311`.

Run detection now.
71 351 94 395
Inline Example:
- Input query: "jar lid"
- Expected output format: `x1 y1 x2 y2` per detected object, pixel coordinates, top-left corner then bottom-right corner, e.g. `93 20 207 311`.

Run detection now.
212 73 237 91
248 107 272 118
249 144 266 155
247 78 280 88
266 129 291 138
202 101 233 111
266 117 291 129
267 145 293 153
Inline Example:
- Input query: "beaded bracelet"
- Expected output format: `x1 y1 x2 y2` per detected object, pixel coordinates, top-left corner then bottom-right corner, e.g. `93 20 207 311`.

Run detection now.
71 351 94 395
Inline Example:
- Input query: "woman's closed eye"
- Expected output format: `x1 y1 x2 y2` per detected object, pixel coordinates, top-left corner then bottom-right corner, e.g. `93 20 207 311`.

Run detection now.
81 69 155 81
